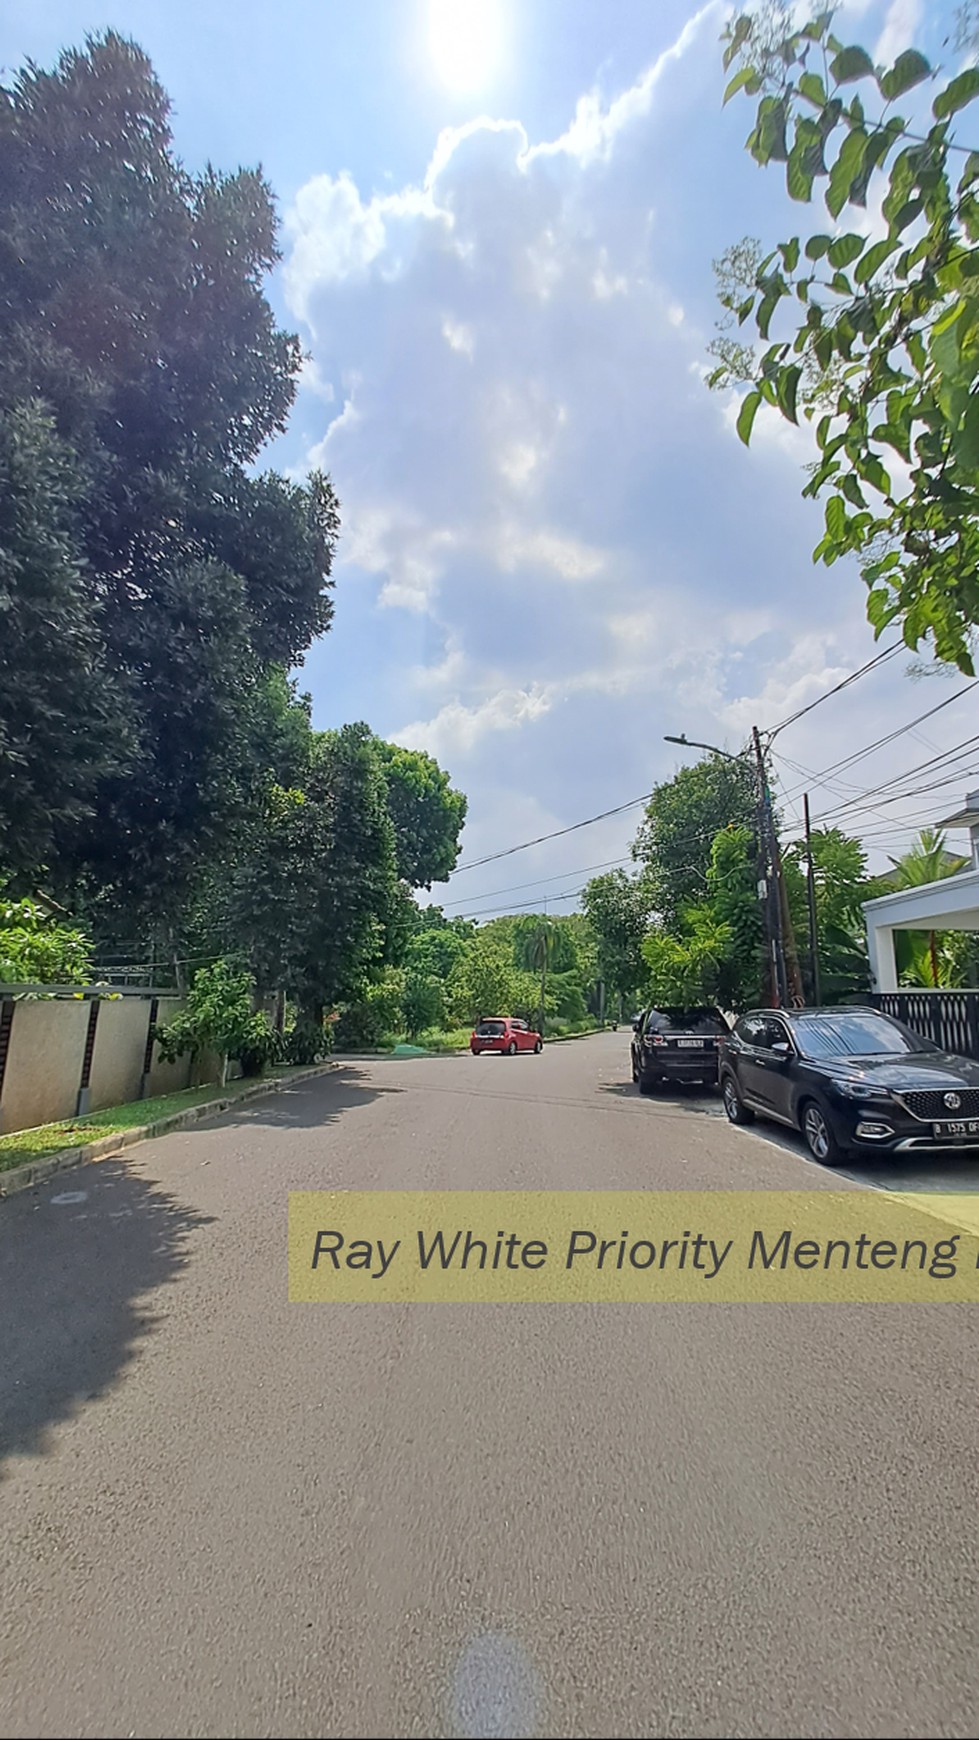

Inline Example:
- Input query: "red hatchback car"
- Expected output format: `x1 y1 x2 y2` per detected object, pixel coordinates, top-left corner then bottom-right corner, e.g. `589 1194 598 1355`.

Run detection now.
470 1017 543 1056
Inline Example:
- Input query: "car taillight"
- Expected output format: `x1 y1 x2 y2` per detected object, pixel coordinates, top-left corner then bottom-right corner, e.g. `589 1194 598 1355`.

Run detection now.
650 1034 666 1045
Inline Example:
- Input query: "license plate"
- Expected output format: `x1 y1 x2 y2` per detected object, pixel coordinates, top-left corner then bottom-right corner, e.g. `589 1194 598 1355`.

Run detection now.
932 1118 979 1139
676 1038 703 1048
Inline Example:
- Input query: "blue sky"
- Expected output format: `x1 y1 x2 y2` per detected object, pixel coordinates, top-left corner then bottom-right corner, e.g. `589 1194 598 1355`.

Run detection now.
4 0 976 917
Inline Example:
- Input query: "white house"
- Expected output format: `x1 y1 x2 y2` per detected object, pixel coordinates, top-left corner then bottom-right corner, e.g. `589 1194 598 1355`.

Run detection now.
862 791 979 992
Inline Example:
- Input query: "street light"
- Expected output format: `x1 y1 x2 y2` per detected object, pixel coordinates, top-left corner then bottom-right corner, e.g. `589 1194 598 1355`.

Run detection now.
663 733 742 762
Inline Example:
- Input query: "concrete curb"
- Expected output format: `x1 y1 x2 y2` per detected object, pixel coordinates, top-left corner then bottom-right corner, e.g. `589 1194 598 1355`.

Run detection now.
0 1062 338 1201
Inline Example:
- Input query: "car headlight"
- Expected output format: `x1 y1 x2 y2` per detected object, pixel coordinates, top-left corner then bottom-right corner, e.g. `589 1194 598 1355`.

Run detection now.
838 1081 892 1101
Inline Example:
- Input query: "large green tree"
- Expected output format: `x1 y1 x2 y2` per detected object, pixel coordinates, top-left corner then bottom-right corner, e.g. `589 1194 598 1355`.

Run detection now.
373 742 467 888
0 403 119 878
580 870 652 1011
0 32 339 915
632 753 757 928
713 4 979 671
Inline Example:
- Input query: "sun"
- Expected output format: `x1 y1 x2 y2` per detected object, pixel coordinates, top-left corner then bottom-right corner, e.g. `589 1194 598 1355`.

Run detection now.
427 0 503 94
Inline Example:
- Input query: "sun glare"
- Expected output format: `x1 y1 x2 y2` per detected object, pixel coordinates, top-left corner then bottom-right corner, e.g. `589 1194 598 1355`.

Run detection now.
428 0 503 94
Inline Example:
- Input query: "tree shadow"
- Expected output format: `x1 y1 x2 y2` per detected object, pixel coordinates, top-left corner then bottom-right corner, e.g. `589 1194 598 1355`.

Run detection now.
0 1160 214 1473
0 1065 393 1475
216 1063 403 1133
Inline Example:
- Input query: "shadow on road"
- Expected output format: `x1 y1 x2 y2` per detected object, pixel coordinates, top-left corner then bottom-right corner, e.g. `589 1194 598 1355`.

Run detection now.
210 1063 403 1134
0 1161 214 1473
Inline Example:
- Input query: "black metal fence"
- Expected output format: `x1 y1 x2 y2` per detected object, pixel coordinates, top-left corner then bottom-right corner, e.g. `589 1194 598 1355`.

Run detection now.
863 990 979 1061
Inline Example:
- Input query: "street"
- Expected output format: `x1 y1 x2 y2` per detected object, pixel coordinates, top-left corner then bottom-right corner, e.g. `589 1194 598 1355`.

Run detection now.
3 1030 979 1739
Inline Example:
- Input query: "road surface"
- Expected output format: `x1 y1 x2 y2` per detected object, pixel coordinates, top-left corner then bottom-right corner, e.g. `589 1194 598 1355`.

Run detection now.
2 1032 979 1739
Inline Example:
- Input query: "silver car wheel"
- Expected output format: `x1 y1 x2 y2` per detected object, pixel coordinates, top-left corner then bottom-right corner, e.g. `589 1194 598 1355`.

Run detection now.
803 1103 830 1161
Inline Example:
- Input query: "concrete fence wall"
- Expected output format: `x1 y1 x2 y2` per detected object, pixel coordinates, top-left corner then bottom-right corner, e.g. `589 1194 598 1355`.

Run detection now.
0 994 194 1136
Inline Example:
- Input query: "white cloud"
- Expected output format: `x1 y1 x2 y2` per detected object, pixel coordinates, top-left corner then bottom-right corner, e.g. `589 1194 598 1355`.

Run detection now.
525 0 723 169
874 0 922 68
393 684 555 759
496 525 607 580
278 0 931 898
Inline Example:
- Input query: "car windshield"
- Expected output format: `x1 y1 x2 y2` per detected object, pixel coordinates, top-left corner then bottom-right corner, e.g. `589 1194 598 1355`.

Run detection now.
795 1012 935 1059
476 1020 505 1036
647 1007 727 1034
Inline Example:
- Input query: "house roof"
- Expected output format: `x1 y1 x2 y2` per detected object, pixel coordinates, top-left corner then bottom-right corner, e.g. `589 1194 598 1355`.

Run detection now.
936 788 979 830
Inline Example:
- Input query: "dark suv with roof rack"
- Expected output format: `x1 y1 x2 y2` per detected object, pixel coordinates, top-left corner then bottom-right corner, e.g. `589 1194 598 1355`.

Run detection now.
719 1004 979 1166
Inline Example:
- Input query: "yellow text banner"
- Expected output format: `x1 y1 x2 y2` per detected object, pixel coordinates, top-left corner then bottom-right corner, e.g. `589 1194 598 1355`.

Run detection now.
288 1191 979 1303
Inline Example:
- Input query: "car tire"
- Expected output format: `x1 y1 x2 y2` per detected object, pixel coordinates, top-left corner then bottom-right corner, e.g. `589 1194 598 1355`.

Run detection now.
722 1073 755 1126
638 1070 659 1095
506 1041 517 1056
534 1039 543 1054
800 1098 851 1167
631 1053 639 1083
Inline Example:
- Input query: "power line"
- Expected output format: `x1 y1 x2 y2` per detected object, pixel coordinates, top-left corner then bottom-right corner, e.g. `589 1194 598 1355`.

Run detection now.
437 852 633 911
767 643 903 740
773 683 978 801
448 790 656 876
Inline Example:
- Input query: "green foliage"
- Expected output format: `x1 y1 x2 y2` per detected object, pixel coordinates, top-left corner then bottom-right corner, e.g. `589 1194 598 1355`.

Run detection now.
155 958 277 1078
884 827 969 986
374 742 467 888
782 824 875 1001
447 938 518 1026
334 968 406 1050
633 753 757 927
714 4 979 670
403 971 447 1037
0 890 93 983
581 870 652 1006
0 404 123 878
706 825 767 1007
642 906 733 1006
283 1014 331 1066
0 32 340 914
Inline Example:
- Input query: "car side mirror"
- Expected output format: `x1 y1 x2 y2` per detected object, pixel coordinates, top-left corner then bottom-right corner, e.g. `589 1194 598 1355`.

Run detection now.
772 1041 791 1056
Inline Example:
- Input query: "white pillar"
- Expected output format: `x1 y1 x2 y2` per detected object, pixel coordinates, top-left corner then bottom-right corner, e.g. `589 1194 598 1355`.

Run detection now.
866 921 898 992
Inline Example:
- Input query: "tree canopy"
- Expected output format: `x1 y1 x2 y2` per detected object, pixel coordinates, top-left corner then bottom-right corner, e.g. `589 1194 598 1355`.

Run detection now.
712 4 979 671
0 31 339 919
632 753 757 928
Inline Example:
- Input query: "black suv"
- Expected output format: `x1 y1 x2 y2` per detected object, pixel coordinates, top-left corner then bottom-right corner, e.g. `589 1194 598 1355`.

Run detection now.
719 1004 979 1165
631 1006 729 1093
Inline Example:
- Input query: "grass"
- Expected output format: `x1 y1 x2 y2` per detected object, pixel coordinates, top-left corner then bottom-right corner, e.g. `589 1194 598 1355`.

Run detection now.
0 1063 324 1172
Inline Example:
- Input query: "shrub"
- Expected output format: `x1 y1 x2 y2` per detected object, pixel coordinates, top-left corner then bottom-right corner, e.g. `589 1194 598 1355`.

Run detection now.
156 958 276 1083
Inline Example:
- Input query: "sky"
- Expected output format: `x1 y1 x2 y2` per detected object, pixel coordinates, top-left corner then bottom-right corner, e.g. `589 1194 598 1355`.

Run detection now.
3 0 976 920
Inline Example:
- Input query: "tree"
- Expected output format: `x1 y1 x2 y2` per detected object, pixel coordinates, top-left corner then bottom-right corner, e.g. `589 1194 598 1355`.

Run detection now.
0 401 125 883
0 33 340 913
641 907 733 1007
886 827 968 985
0 889 93 983
155 958 278 1085
713 5 979 671
783 824 875 1001
373 742 467 888
632 753 757 928
448 937 517 1026
581 870 652 1012
707 825 767 1007
402 971 447 1036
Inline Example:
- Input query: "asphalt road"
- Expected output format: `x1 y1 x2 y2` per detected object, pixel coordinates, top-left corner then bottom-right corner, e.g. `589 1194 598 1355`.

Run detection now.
2 1031 979 1740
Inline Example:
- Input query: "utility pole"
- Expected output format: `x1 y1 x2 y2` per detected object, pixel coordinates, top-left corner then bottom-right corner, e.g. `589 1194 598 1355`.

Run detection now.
752 727 787 1007
803 793 822 1005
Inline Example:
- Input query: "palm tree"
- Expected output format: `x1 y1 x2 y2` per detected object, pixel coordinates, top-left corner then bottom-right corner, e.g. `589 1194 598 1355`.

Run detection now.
886 829 967 987
515 917 558 1034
